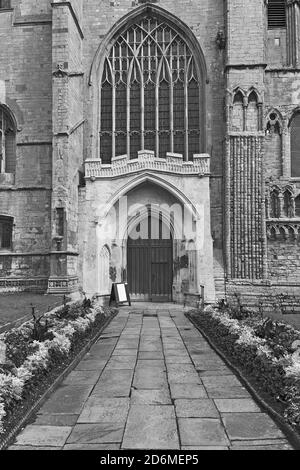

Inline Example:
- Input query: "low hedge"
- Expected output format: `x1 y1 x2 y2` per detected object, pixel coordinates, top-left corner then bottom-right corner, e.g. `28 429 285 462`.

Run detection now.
187 305 300 432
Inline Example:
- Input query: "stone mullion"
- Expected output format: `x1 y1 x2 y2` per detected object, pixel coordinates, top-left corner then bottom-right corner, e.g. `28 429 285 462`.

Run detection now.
251 137 256 278
240 137 245 278
236 137 241 277
260 136 268 279
246 136 251 279
224 137 231 278
245 138 252 278
278 192 285 218
255 137 260 278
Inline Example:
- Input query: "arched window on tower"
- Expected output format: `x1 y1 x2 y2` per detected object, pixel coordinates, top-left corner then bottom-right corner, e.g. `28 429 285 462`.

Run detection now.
295 195 300 217
0 106 16 174
283 189 293 218
265 112 282 179
99 15 203 162
270 189 280 218
231 91 244 132
267 0 286 29
290 112 300 177
247 91 259 132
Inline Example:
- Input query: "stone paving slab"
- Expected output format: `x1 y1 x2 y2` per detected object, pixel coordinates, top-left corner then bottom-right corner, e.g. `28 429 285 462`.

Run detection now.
78 398 130 424
131 389 172 405
222 413 286 440
122 405 179 449
34 414 79 426
62 370 102 386
112 348 138 356
13 425 72 447
201 376 251 399
133 368 168 389
138 351 164 359
63 444 121 450
182 446 229 450
230 438 292 449
214 398 261 413
136 359 166 369
8 446 62 450
178 418 229 447
105 356 137 370
74 359 107 371
175 399 219 418
66 423 124 444
8 305 292 451
39 385 94 415
92 369 134 397
170 383 208 399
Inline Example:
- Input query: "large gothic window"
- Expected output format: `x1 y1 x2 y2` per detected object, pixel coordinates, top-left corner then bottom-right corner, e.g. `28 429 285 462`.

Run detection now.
100 15 202 163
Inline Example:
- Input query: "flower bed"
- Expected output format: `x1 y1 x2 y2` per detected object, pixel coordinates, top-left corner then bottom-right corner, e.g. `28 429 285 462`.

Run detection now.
187 304 300 434
0 298 116 441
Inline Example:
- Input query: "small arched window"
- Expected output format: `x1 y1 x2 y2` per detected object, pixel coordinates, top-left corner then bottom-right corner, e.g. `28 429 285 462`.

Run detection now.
290 113 300 177
100 14 203 163
295 195 300 217
283 190 293 218
0 106 16 174
270 189 280 218
0 216 13 250
247 91 259 132
232 91 244 132
267 0 286 29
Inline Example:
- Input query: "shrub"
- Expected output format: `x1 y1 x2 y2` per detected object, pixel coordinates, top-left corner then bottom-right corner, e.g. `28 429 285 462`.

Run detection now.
188 305 300 431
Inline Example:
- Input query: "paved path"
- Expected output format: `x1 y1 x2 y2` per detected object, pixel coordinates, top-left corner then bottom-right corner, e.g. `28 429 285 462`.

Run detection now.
8 304 293 450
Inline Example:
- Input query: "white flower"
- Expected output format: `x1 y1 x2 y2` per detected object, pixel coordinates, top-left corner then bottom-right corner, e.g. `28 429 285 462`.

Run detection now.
0 401 6 434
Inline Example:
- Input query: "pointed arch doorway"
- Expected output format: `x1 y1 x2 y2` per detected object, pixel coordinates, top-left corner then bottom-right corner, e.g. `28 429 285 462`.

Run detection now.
127 213 173 302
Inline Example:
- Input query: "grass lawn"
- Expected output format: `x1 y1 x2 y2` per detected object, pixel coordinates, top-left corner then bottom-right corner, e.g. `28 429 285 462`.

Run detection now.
0 293 65 329
262 310 300 332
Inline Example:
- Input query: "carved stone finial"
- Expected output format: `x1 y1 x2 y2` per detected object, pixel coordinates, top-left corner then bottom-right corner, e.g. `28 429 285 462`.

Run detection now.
53 63 69 78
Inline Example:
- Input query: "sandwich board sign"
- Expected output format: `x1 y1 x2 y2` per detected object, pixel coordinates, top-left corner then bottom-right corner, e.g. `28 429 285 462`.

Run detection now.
109 283 131 307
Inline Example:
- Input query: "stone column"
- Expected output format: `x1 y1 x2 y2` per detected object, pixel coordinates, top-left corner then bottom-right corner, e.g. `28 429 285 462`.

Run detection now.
48 0 84 294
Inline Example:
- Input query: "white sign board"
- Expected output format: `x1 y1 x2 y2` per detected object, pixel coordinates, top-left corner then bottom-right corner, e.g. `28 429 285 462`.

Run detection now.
117 283 128 303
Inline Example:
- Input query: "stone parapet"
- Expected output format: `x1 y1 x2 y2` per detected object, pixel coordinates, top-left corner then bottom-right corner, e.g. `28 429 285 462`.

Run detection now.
85 151 210 179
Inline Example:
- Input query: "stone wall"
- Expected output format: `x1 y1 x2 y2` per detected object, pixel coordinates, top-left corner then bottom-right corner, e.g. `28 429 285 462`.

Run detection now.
0 1 52 291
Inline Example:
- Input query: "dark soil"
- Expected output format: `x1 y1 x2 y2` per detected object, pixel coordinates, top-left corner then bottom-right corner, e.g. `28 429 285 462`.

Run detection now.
0 311 117 449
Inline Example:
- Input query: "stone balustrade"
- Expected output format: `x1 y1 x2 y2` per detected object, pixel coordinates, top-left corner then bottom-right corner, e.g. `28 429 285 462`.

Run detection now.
85 150 210 179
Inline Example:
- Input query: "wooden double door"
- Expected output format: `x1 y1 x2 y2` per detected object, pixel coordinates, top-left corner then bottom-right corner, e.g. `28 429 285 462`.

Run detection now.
127 228 173 302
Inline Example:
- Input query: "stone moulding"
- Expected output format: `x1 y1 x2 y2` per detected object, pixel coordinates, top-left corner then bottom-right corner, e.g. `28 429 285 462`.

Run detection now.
266 221 300 240
47 276 79 294
84 151 211 179
0 278 48 293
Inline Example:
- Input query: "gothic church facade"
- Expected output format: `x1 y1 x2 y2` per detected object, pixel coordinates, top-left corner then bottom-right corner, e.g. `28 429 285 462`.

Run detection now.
0 0 300 306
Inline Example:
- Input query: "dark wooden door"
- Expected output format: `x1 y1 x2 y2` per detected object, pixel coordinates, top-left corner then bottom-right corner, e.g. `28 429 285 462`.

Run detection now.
127 220 173 302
